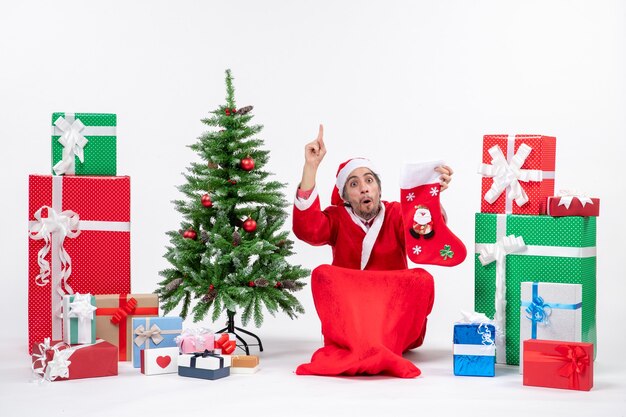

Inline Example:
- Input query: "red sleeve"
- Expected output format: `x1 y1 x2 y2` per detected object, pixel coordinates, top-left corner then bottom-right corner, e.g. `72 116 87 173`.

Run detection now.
292 195 334 246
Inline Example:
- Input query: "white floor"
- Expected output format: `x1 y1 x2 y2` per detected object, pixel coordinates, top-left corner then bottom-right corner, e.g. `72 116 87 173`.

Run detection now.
1 333 624 417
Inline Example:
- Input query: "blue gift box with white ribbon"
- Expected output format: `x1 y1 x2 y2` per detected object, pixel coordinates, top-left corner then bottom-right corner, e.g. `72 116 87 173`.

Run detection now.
519 281 582 373
453 323 496 377
131 316 183 368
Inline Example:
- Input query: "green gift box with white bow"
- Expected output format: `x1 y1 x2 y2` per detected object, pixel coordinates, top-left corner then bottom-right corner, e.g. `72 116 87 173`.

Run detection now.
51 112 117 176
474 213 596 366
62 293 97 345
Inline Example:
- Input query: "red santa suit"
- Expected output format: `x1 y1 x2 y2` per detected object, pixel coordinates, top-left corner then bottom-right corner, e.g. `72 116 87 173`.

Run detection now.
292 187 407 271
292 181 435 378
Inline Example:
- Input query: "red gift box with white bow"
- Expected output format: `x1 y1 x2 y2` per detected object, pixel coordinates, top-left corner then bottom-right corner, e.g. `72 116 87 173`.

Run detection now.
31 338 118 382
478 134 556 215
28 175 131 353
545 191 600 217
523 339 593 391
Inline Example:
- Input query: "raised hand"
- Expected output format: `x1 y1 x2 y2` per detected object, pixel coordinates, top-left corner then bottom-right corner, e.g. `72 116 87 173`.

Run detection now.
304 124 327 170
300 124 326 191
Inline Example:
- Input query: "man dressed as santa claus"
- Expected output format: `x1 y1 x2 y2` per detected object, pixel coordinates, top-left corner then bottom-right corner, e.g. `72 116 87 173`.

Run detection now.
291 124 455 378
293 125 452 270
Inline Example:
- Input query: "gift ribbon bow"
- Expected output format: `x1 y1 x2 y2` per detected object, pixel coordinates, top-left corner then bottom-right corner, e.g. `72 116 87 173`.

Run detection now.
28 206 80 292
190 350 224 368
134 324 164 347
52 116 89 175
555 345 589 389
214 333 237 354
31 338 72 382
67 293 97 323
110 297 138 325
557 189 594 209
478 144 542 208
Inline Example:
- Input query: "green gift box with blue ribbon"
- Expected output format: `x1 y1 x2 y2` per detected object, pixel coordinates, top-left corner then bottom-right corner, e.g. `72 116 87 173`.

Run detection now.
474 213 596 366
519 281 582 372
51 112 117 176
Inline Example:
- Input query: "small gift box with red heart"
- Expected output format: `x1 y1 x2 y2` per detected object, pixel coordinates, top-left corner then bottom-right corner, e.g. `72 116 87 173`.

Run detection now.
523 339 593 391
214 333 237 354
175 327 215 354
544 191 600 217
140 346 179 375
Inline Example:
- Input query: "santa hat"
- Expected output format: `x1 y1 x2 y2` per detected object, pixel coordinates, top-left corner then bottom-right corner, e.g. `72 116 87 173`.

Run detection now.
331 158 379 206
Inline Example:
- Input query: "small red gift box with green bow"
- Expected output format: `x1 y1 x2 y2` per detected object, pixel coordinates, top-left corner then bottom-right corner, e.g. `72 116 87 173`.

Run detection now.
523 339 593 391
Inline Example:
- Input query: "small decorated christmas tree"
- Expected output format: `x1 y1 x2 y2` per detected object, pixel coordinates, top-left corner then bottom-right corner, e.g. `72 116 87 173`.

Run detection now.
157 69 308 330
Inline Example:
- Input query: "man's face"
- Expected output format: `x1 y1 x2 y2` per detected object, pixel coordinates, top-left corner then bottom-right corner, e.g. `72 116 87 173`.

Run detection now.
343 167 381 220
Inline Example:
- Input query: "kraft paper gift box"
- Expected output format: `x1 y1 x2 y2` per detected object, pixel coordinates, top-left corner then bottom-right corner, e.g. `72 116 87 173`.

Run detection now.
140 346 179 375
62 293 96 345
474 213 596 365
95 294 159 361
28 175 131 353
453 323 496 377
478 134 556 215
178 351 230 380
31 338 118 382
51 112 117 176
544 192 600 217
519 282 582 373
175 328 215 354
523 339 593 391
230 355 260 374
132 316 183 368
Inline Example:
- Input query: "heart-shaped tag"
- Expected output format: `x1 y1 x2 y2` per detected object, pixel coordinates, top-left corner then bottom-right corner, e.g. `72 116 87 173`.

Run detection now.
156 355 171 369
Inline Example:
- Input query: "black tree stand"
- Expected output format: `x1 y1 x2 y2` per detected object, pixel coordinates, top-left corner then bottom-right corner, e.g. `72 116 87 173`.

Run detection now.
216 310 264 355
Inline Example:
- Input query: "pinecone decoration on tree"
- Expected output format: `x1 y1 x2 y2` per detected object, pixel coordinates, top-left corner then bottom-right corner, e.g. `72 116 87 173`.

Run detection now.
237 105 253 115
202 287 218 303
254 278 269 287
281 280 296 290
232 230 241 246
208 161 219 169
165 277 183 292
201 231 210 244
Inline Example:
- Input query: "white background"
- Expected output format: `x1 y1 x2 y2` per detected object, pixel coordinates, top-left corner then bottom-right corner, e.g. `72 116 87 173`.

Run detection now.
1 1 625 415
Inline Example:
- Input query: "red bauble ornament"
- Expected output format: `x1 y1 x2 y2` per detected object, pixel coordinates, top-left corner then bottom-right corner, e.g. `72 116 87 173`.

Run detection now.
248 281 255 287
240 156 255 171
228 179 237 185
209 284 214 290
274 282 282 288
201 194 213 208
242 217 257 233
225 109 231 116
183 228 197 240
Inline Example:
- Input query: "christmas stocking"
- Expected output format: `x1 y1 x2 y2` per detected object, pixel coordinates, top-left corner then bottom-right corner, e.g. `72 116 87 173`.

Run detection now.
400 160 467 267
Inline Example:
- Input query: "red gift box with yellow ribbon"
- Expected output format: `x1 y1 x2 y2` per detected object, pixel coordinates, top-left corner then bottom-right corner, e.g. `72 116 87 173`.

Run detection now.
28 175 131 354
95 294 159 361
523 339 593 391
